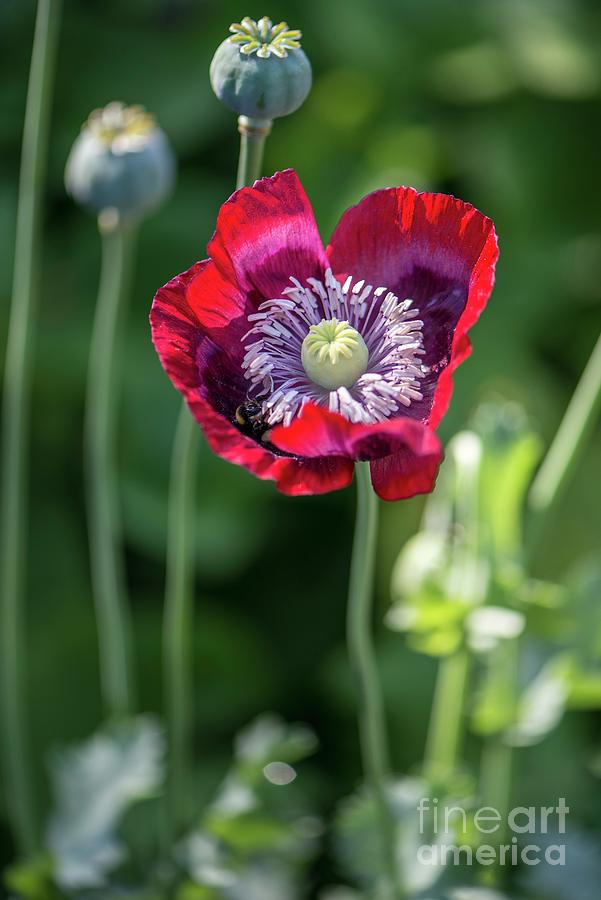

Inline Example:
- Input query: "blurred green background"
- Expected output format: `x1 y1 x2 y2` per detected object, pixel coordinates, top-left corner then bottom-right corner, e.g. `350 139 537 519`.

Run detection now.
1 0 601 891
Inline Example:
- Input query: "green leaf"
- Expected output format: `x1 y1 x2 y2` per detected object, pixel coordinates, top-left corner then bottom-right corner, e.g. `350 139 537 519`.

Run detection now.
176 884 222 900
466 606 525 653
390 532 449 604
180 833 300 900
473 401 542 560
334 777 463 896
46 717 164 891
388 533 479 658
566 667 601 708
205 812 292 854
507 654 570 746
435 890 518 900
319 889 364 900
387 430 491 658
4 856 59 900
181 715 320 900
408 626 464 657
234 714 318 772
518 828 601 900
225 861 299 899
179 833 237 891
223 714 318 805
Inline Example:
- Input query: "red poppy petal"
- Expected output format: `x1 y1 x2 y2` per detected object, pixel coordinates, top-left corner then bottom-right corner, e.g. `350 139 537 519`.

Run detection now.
151 284 352 497
369 450 442 501
151 259 253 372
208 169 329 301
327 187 498 427
274 456 354 496
269 403 443 499
186 392 353 496
429 226 498 428
151 261 207 395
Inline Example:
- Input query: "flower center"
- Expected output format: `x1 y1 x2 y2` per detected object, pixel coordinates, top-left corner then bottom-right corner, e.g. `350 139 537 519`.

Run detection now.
301 318 369 391
228 16 302 59
241 268 426 428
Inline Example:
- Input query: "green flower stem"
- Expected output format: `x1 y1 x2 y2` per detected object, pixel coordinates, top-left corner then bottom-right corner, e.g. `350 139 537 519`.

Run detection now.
480 737 513 845
163 405 200 837
0 0 62 855
163 115 271 840
478 639 518 885
424 648 471 780
236 116 272 189
479 733 514 891
347 463 401 900
529 331 601 519
85 219 137 718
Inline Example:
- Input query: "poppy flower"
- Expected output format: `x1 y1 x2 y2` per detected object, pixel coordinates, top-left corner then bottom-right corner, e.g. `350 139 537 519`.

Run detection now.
151 169 498 500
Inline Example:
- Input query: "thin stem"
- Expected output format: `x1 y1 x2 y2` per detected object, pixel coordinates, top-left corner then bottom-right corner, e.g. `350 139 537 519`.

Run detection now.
478 639 518 885
529 331 601 518
347 463 401 899
236 116 272 189
85 222 137 718
163 406 199 837
478 734 513 890
0 0 62 855
424 649 471 781
480 737 513 845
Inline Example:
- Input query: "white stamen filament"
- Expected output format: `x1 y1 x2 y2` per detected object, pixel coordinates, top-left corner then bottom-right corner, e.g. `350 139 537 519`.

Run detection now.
241 268 427 427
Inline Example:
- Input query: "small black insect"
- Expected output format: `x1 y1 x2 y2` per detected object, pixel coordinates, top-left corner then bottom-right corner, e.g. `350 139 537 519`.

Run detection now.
235 399 270 440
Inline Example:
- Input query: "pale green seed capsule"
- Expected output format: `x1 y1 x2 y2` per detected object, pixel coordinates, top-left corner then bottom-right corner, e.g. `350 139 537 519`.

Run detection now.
65 102 175 223
210 16 312 120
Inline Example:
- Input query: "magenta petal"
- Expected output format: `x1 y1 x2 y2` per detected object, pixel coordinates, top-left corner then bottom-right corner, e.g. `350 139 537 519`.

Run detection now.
369 449 442 501
327 186 498 426
151 268 353 497
269 404 443 499
208 168 329 301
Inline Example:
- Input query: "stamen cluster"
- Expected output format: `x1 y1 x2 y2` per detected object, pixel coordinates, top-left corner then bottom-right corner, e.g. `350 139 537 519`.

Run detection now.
242 268 427 427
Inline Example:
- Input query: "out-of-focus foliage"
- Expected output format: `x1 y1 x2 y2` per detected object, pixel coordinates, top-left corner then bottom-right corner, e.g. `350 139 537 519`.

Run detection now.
2 0 601 895
178 714 319 898
388 399 601 755
388 404 543 659
46 717 164 890
6 715 318 898
519 828 601 900
334 777 469 897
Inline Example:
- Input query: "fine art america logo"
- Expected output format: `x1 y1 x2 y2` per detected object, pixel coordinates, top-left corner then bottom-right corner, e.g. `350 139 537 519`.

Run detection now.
417 797 570 867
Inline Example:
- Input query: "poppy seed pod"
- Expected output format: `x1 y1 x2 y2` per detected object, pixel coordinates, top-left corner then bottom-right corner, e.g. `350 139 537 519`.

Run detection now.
210 17 312 120
65 102 175 223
